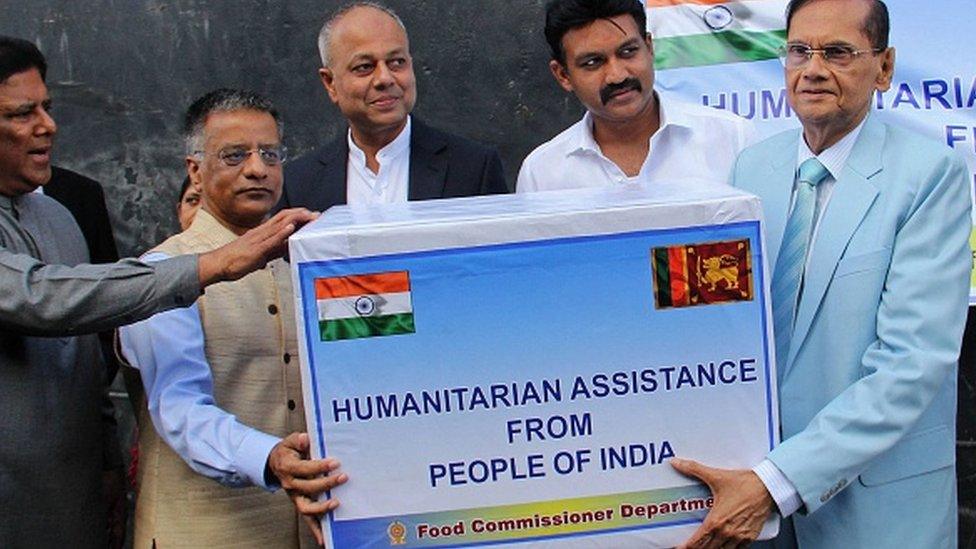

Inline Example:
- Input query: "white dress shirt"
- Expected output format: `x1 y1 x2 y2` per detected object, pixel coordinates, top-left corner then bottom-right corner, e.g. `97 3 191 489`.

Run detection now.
119 251 280 490
516 94 757 192
753 116 869 517
346 115 412 206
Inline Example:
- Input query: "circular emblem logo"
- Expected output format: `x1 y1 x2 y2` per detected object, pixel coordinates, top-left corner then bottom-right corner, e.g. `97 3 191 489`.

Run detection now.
388 520 407 545
355 295 376 316
703 5 734 30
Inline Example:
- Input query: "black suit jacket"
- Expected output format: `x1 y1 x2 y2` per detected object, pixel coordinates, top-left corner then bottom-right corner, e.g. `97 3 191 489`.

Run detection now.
44 166 120 265
279 118 509 212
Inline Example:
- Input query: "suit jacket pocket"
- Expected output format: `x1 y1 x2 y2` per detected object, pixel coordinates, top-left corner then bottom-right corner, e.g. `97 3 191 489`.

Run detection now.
834 248 890 279
858 425 953 486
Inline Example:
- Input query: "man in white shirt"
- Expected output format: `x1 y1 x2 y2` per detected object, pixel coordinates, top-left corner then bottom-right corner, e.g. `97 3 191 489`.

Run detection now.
517 0 755 193
280 1 508 213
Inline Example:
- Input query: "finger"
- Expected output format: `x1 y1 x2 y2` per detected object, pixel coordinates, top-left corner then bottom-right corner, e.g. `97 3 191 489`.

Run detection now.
266 220 297 246
303 514 325 546
279 432 312 455
252 211 304 241
278 456 342 479
267 208 305 223
249 222 296 260
291 432 311 453
670 458 714 484
293 494 340 516
272 208 318 229
275 207 315 220
284 471 349 496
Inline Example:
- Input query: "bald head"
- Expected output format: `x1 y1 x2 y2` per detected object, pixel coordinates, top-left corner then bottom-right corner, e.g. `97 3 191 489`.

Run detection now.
316 1 417 145
317 2 408 68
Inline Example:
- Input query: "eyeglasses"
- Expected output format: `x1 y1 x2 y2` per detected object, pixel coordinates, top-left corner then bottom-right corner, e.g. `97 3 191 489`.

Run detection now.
778 43 884 69
194 146 288 167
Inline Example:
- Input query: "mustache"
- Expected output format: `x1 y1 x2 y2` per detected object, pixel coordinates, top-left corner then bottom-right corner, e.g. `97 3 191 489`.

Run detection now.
600 78 642 105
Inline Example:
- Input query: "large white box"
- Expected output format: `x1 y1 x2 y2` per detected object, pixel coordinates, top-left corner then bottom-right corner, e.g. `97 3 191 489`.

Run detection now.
289 183 779 548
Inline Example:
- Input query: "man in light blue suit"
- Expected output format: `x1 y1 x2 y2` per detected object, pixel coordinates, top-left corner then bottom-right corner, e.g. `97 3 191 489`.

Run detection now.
670 0 972 547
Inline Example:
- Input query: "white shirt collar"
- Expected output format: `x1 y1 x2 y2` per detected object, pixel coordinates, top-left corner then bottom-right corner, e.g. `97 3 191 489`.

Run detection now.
347 115 412 172
796 115 868 180
570 92 690 157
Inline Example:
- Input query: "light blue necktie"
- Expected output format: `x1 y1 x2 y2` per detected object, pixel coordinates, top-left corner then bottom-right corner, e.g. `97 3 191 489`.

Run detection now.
771 157 830 368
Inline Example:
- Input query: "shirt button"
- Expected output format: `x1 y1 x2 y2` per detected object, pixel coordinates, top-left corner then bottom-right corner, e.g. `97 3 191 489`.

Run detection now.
287 399 296 411
267 304 278 315
283 353 291 364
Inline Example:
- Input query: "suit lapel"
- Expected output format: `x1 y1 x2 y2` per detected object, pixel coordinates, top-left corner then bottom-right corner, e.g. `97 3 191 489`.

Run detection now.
751 135 797 383
787 118 885 369
316 134 349 210
760 135 801 270
407 119 448 200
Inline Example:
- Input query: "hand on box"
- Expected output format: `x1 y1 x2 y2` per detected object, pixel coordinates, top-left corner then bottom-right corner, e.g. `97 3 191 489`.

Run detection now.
671 458 774 549
268 432 348 546
198 208 319 285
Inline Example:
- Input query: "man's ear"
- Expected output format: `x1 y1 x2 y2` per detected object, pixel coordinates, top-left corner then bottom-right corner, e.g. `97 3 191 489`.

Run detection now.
644 32 654 58
549 60 574 93
875 47 895 92
319 68 340 103
185 156 203 189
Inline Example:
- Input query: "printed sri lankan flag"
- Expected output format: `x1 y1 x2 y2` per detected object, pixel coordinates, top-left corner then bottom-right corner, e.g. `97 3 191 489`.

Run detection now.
652 239 753 308
646 0 788 70
315 271 415 342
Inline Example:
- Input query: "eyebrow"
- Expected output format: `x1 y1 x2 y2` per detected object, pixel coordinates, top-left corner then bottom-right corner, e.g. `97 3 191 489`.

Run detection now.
0 100 44 114
349 53 375 64
348 48 407 63
787 40 859 47
572 50 604 65
219 140 280 148
617 37 642 49
571 37 642 64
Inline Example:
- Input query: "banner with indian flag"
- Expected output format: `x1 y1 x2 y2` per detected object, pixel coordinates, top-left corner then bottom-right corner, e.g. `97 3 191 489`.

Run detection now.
646 0 788 70
315 271 415 342
290 185 777 548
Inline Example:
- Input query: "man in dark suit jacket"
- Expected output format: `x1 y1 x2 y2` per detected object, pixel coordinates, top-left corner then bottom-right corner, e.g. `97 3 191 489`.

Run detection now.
44 166 120 265
279 2 507 212
281 118 507 211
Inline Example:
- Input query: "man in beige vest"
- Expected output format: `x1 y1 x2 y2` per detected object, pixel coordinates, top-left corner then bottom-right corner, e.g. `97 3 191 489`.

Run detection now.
120 89 345 548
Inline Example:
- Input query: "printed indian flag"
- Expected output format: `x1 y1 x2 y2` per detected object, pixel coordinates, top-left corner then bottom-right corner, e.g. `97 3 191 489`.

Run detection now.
315 271 415 342
646 0 788 70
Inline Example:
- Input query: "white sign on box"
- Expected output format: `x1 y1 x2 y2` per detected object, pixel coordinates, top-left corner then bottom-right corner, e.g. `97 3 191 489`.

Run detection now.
288 183 780 548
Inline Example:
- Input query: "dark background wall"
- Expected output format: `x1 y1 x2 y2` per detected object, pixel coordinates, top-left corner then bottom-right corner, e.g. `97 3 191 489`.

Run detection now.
0 0 572 255
2 1 975 546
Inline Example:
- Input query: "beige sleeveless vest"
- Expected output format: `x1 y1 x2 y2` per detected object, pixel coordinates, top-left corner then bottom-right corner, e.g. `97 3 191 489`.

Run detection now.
133 210 313 548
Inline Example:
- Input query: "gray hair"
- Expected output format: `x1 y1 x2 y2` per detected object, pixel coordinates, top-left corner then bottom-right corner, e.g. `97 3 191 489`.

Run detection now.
317 1 407 68
786 0 889 50
183 88 282 155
